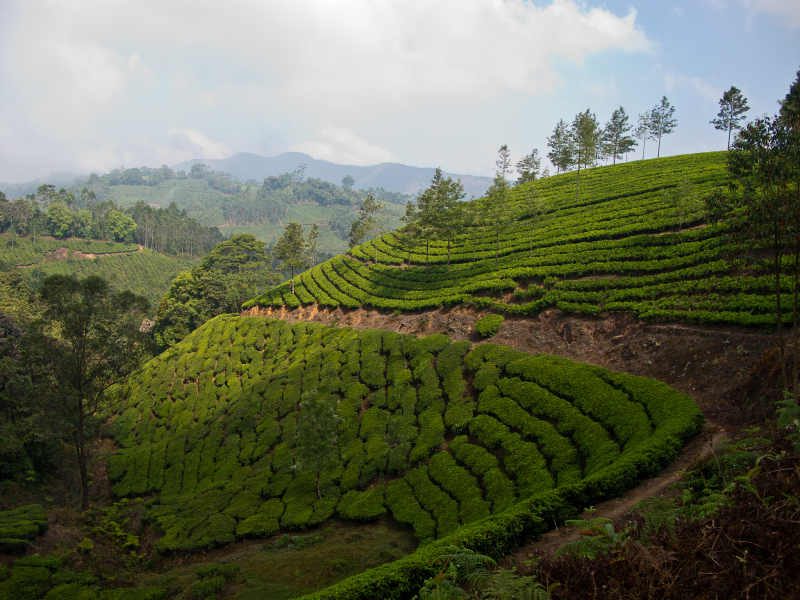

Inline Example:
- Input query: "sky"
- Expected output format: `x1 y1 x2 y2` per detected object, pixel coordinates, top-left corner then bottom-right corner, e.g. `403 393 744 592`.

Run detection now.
1 0 799 184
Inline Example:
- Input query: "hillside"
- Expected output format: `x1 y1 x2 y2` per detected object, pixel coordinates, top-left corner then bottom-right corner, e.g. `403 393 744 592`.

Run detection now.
246 152 777 329
172 151 494 198
103 315 701 591
89 177 405 255
0 235 197 308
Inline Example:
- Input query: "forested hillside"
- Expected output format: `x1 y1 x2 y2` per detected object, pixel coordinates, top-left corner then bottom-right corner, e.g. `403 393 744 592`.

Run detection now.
250 152 780 329
80 166 405 254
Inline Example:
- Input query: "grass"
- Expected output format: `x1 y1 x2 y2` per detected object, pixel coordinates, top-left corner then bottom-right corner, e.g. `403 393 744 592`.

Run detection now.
139 519 416 600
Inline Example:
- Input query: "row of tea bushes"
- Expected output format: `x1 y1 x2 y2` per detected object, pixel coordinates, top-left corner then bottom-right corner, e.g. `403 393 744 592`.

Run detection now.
0 555 166 600
104 316 703 556
247 152 793 328
0 505 48 554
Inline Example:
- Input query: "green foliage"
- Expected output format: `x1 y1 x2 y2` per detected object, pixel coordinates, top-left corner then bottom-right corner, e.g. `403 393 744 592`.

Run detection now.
475 314 504 338
0 505 48 554
153 234 279 349
243 152 797 332
108 316 702 573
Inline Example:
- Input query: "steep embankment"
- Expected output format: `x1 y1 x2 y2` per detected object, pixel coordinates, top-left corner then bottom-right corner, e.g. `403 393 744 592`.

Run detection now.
247 152 784 331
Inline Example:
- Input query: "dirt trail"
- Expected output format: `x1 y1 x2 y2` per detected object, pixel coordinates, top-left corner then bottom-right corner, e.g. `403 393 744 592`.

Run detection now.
499 425 729 564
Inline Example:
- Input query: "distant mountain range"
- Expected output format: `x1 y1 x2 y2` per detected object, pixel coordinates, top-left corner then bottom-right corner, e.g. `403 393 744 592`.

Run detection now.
171 152 493 198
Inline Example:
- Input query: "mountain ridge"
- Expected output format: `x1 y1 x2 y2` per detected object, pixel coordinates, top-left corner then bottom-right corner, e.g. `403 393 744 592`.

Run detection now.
172 151 493 198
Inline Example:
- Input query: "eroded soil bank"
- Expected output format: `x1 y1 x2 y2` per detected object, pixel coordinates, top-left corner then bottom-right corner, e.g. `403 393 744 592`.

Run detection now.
242 303 779 419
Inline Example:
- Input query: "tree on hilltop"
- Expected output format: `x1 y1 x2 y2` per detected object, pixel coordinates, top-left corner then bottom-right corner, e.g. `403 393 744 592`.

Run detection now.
274 221 309 295
705 70 800 400
485 146 517 266
649 96 678 158
547 119 574 174
348 194 387 264
570 109 601 201
711 86 750 150
602 107 637 165
634 112 654 160
516 149 541 184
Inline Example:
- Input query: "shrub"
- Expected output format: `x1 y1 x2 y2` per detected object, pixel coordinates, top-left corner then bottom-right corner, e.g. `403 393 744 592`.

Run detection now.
475 314 505 338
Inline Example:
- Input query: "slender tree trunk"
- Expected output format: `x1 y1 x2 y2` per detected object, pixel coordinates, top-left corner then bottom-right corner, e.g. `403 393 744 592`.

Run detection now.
291 267 295 295
576 163 581 202
77 401 89 511
775 233 789 391
317 472 322 500
530 222 535 258
794 246 799 402
727 125 732 151
641 137 646 160
426 238 429 274
447 238 451 273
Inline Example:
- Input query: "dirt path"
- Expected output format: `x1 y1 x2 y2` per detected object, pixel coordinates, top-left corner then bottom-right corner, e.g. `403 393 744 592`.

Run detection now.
499 425 729 564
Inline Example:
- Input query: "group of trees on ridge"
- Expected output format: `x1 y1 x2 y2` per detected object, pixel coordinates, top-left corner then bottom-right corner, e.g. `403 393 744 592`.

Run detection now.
0 185 224 257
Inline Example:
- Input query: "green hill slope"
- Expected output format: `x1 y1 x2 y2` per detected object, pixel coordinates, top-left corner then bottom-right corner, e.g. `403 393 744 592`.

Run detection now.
0 235 196 308
246 153 778 328
106 315 701 560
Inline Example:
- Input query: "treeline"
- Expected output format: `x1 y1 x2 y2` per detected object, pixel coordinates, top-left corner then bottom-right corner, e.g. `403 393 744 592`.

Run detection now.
0 185 223 257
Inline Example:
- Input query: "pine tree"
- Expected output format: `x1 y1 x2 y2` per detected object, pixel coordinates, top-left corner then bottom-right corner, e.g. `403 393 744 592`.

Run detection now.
602 107 637 165
547 119 573 174
515 149 541 184
570 109 601 201
710 86 750 150
649 96 678 158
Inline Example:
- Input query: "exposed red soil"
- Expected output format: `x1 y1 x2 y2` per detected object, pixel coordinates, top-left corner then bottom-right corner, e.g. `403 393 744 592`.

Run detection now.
242 303 779 417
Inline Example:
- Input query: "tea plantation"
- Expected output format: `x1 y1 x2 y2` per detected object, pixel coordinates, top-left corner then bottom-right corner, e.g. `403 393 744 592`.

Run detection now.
247 152 788 328
105 315 702 566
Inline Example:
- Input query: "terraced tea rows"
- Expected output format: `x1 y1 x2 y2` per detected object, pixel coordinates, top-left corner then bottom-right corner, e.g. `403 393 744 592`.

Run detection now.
247 153 787 327
106 315 702 554
19 249 197 307
0 236 139 268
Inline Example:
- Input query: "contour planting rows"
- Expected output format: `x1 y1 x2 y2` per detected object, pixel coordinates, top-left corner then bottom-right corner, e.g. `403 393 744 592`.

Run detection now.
247 153 791 327
0 236 139 268
106 316 702 554
19 249 197 307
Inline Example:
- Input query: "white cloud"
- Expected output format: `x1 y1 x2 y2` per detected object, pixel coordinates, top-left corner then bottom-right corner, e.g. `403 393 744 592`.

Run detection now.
707 0 800 28
166 128 230 159
663 70 719 103
740 0 800 28
293 126 398 165
0 0 652 180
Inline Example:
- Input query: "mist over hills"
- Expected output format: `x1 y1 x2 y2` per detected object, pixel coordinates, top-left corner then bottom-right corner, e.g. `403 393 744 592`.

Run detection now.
172 152 493 198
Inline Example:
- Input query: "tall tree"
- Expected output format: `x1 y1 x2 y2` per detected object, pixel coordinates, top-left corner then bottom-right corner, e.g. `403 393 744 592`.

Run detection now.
398 199 419 266
706 110 800 401
570 109 601 201
602 107 637 165
649 96 678 158
664 178 702 238
429 169 466 272
28 275 150 510
349 194 387 264
274 221 309 295
516 149 541 184
293 389 342 500
710 86 750 150
547 119 573 174
634 112 653 160
307 223 320 267
485 147 517 266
